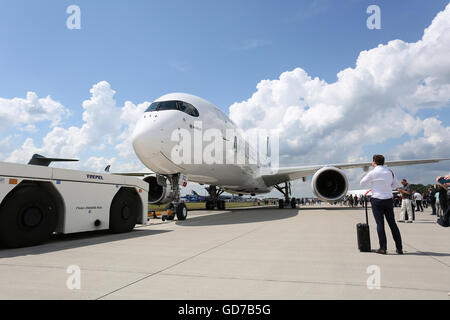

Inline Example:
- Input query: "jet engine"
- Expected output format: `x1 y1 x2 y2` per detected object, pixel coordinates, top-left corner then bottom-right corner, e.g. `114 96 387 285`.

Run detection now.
311 167 349 202
144 175 175 204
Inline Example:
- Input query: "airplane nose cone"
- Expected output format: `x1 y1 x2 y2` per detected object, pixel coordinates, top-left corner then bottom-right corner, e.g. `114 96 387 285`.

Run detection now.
132 111 185 173
132 116 158 161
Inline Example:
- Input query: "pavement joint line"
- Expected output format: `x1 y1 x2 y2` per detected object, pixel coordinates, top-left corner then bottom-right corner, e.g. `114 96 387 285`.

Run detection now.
95 225 266 300
158 272 450 294
401 242 450 268
0 262 151 276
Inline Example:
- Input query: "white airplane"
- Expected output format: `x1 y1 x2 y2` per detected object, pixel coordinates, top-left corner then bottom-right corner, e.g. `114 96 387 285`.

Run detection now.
130 93 449 218
347 190 373 197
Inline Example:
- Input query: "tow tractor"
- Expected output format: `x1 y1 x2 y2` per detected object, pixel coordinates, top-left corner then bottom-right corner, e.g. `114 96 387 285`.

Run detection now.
148 208 175 222
0 155 149 248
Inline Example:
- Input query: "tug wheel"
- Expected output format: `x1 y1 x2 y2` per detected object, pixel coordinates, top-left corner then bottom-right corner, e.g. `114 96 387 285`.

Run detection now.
0 186 58 248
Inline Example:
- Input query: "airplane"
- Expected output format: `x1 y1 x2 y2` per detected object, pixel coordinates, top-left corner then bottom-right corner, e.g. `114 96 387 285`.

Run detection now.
182 190 236 203
182 190 206 202
347 189 373 197
129 93 449 220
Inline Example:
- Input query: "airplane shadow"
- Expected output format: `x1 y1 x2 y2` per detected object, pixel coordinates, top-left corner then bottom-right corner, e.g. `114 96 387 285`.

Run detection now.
0 229 172 258
176 207 299 227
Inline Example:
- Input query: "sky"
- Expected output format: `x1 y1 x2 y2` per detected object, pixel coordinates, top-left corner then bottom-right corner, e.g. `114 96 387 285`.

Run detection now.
0 0 449 197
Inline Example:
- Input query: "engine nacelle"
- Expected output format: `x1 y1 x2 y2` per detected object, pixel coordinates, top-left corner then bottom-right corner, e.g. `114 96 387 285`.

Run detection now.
144 175 175 204
311 167 349 202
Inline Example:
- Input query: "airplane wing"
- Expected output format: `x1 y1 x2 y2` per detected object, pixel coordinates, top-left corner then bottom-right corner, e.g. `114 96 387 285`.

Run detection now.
110 172 153 177
104 164 154 176
261 158 450 186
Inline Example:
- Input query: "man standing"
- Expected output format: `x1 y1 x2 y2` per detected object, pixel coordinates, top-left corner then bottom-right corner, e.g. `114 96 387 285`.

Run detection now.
360 155 403 255
436 174 450 227
413 191 424 212
429 187 437 215
398 179 414 223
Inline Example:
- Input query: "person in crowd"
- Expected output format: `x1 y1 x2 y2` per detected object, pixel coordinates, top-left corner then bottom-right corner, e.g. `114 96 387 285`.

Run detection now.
435 187 442 217
422 193 428 209
436 174 450 227
360 154 403 255
429 187 437 215
349 195 354 207
413 190 424 212
398 179 413 223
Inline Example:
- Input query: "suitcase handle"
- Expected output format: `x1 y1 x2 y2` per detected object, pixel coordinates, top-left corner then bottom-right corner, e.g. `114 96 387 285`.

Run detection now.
364 196 369 225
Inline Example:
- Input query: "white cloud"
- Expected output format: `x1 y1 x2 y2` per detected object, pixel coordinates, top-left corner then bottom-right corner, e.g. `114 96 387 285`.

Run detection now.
0 92 68 132
229 4 450 169
3 81 149 173
83 156 117 172
0 136 13 160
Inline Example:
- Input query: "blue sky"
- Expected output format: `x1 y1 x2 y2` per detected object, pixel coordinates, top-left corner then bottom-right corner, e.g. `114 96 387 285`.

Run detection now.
1 0 448 110
1 0 449 194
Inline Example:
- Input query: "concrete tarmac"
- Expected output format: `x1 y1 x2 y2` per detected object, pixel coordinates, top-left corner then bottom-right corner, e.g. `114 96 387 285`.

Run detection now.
0 205 448 300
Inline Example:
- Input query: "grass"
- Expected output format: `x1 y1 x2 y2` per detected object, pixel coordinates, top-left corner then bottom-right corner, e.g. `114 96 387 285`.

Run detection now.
148 201 269 211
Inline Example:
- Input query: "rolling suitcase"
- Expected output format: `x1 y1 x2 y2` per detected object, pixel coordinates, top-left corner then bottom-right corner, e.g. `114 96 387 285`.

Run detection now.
357 196 371 252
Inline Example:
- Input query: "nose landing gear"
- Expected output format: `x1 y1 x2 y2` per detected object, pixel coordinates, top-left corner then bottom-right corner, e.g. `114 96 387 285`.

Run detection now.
149 173 189 221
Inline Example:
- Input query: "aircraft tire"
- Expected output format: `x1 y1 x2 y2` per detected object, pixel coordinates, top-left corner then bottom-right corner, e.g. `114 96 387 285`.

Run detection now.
291 198 297 209
176 203 188 220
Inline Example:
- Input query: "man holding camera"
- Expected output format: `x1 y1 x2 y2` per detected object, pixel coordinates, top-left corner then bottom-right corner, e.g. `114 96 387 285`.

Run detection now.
398 179 414 223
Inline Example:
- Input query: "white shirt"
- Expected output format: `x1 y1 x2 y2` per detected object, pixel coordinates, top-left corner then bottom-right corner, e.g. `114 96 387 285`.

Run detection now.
360 165 401 200
414 192 422 201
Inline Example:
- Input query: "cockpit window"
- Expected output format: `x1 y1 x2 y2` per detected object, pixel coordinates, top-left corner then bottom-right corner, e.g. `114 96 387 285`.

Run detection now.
157 101 178 111
145 100 199 117
146 102 159 112
179 101 199 117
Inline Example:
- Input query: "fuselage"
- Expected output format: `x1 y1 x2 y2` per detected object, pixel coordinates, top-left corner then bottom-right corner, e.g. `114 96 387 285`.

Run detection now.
132 93 272 194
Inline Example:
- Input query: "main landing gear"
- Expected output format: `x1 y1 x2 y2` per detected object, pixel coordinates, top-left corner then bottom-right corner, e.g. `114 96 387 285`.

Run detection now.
205 185 226 210
274 181 297 209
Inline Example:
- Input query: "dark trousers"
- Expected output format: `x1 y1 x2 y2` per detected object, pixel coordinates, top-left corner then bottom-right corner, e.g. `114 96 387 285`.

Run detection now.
431 202 436 215
370 198 403 251
443 204 450 225
416 200 423 212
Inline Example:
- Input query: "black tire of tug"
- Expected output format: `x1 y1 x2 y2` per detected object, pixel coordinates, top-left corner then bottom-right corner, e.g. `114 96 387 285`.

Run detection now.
356 196 371 252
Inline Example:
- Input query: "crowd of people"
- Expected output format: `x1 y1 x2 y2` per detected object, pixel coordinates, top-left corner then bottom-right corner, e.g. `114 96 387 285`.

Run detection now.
336 177 449 225
341 195 366 207
396 178 450 225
